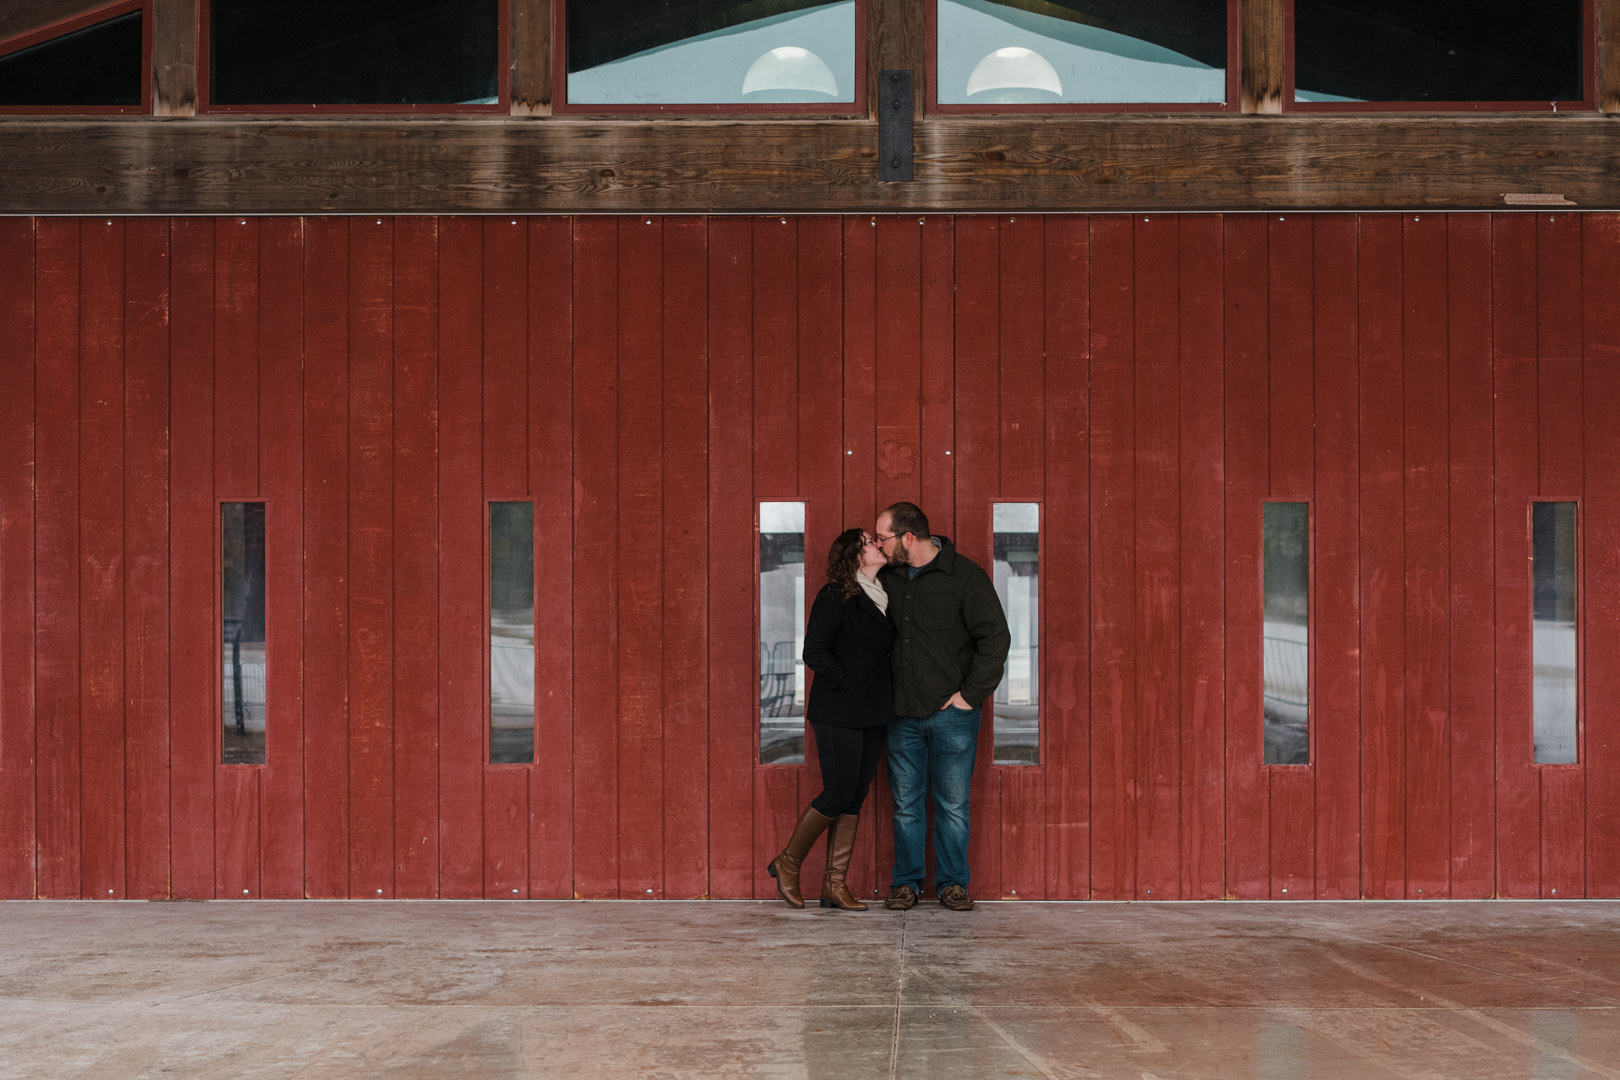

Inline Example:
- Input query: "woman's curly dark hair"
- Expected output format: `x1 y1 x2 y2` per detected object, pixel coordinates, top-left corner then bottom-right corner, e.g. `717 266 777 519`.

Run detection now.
825 527 868 600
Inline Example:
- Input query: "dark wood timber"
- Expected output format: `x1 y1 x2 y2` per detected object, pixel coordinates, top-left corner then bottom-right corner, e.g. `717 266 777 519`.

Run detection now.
1602 0 1620 113
151 0 195 117
3 115 1617 213
869 0 923 119
1239 0 1284 114
0 0 107 43
511 0 551 116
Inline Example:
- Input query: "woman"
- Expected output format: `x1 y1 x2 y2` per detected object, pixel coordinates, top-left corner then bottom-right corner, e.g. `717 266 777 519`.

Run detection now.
768 528 894 910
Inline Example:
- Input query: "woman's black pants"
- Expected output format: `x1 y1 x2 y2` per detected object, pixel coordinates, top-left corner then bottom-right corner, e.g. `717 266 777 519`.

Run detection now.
808 722 885 818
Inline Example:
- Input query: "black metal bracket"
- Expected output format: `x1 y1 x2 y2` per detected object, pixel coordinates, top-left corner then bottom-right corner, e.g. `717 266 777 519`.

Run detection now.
878 69 914 183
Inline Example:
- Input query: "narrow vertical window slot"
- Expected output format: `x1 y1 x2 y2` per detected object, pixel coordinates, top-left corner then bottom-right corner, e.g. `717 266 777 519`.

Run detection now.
1532 502 1578 765
759 501 806 764
221 502 266 765
1263 502 1309 765
992 502 1040 764
490 501 535 765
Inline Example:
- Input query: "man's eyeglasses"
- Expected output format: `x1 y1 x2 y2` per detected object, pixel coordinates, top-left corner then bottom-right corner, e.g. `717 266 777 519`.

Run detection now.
873 532 897 545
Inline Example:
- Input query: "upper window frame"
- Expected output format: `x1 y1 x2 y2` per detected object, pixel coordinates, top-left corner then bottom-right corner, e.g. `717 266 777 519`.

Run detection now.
0 0 152 116
1284 0 1597 113
553 0 869 116
926 0 1240 114
197 0 511 114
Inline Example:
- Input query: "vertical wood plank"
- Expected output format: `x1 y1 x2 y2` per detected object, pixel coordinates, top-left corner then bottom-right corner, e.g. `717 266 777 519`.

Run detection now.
34 219 83 898
996 214 1043 898
919 217 956 530
618 217 664 899
1133 214 1182 900
529 216 576 898
1089 215 1135 901
750 216 805 897
1265 213 1317 899
1043 214 1090 901
1222 214 1268 900
1537 213 1585 899
123 219 173 900
1581 214 1620 895
152 0 198 116
797 216 848 900
168 218 215 900
392 217 439 899
1312 215 1362 900
259 218 306 899
660 216 709 899
302 217 350 899
436 217 485 899
347 218 395 898
708 217 755 898
874 217 923 508
1492 213 1540 898
480 216 529 896
1445 214 1495 899
1358 214 1407 899
79 218 127 900
510 0 553 116
955 216 1001 898
1401 214 1452 898
212 217 260 896
1179 214 1226 900
0 218 38 898
842 215 886 897
572 215 620 898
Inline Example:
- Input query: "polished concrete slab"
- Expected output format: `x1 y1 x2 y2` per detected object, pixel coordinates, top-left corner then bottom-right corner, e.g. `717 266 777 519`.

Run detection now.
2 900 1618 1079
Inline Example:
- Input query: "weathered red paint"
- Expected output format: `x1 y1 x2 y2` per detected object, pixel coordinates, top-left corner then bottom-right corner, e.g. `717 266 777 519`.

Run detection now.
1 213 1617 900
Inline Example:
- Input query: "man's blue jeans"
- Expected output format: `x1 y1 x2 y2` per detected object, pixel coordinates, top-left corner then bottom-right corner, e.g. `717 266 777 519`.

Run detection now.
886 705 980 893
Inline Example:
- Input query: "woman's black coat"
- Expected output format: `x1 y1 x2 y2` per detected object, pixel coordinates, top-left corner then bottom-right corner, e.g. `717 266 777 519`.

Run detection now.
802 581 895 729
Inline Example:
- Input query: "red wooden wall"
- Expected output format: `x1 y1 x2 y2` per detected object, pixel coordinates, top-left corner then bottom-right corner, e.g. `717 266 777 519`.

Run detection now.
2 213 1619 900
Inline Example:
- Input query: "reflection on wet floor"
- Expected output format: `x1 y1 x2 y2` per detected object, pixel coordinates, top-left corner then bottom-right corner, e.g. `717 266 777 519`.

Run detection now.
3 900 1619 1078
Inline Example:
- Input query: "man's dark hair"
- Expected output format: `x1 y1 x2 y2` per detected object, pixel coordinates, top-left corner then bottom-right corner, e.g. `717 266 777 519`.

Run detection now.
882 501 930 541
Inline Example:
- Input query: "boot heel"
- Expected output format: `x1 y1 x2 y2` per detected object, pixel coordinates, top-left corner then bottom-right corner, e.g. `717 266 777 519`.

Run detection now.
819 897 836 909
767 861 779 879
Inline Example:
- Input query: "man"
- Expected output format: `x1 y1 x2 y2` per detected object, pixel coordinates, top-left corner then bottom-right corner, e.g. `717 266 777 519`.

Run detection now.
874 501 1010 911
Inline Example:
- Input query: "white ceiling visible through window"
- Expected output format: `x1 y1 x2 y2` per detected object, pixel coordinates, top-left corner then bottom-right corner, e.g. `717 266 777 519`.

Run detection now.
568 2 854 105
938 0 1223 104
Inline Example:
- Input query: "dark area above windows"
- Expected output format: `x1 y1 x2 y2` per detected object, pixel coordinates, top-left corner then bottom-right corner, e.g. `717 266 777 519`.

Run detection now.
0 11 141 107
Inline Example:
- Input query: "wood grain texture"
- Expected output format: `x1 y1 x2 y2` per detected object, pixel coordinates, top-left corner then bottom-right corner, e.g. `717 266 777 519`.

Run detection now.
152 0 198 117
2 117 1618 214
1601 0 1620 114
510 0 552 116
0 0 107 41
0 218 38 898
1239 0 1284 114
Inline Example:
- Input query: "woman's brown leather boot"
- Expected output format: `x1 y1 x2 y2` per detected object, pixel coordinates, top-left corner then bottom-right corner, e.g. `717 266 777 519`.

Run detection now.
767 806 833 908
818 813 867 910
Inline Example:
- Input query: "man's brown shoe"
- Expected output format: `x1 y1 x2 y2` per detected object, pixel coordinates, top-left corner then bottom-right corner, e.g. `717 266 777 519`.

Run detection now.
883 885 918 910
939 884 974 911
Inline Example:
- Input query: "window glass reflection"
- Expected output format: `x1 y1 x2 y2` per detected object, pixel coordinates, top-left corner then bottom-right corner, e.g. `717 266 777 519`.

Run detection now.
992 502 1039 764
760 501 806 764
222 502 266 765
1263 502 1308 765
1532 502 1577 765
0 13 143 108
936 0 1226 105
490 502 535 765
567 0 856 105
1294 0 1581 104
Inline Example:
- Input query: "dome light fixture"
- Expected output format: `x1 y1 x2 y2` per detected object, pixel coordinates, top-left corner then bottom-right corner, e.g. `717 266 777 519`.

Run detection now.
965 46 1062 98
742 46 839 99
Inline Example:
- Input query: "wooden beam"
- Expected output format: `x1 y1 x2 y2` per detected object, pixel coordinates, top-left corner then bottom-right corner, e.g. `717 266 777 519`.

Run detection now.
151 0 196 117
2 115 1616 214
869 0 925 119
511 0 552 116
0 0 107 44
1601 0 1620 113
1239 0 1285 114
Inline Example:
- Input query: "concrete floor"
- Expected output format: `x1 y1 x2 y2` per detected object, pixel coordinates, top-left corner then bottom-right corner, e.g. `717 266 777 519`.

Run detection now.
2 901 1619 1079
